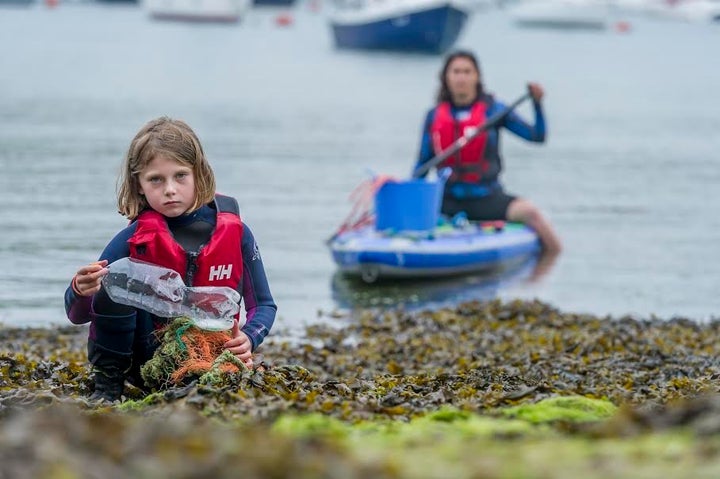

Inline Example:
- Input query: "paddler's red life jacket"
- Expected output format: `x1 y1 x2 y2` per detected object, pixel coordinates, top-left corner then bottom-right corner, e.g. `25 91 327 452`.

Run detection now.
430 100 490 183
127 195 243 290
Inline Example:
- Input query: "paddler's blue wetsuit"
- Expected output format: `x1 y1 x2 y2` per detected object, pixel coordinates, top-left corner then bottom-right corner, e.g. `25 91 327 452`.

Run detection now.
64 200 276 388
413 95 546 221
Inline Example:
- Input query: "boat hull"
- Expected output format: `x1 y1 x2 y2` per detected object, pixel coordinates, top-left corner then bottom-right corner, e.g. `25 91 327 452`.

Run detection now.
330 1 469 54
144 0 249 23
253 0 295 5
510 0 609 30
0 0 35 6
329 223 541 282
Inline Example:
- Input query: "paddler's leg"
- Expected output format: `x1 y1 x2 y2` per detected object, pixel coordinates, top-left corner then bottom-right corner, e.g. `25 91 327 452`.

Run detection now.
506 198 562 254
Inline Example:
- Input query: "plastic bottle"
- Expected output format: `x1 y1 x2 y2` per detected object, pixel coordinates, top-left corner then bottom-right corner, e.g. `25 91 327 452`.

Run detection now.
102 257 241 331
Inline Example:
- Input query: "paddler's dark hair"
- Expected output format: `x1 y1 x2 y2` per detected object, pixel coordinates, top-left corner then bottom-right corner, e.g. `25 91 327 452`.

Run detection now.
436 50 484 104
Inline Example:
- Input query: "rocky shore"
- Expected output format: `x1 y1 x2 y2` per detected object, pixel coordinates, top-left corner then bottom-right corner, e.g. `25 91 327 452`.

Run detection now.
1 299 719 478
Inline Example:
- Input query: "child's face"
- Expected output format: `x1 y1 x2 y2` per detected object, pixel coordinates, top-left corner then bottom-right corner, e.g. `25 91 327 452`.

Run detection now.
138 154 196 217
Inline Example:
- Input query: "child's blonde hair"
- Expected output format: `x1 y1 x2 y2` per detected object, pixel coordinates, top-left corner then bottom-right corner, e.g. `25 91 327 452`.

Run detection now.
117 117 216 220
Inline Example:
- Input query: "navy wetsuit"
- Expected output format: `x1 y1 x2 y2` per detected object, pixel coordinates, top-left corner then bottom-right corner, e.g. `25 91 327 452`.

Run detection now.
414 96 546 221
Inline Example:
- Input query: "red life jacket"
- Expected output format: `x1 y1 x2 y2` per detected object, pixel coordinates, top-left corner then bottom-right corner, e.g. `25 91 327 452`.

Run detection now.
430 100 490 183
127 195 243 290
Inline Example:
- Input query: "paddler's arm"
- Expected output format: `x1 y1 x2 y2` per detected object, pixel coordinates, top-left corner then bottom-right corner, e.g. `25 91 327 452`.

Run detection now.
412 108 437 178
501 82 546 143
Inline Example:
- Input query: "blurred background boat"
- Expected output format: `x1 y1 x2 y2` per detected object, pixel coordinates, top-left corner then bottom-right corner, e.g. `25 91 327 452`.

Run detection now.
0 0 35 6
328 0 471 53
508 0 611 29
650 0 720 22
252 0 297 6
612 0 719 22
143 0 251 22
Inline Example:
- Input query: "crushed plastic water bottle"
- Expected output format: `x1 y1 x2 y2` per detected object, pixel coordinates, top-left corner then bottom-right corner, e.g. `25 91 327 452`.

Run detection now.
102 257 242 331
183 286 242 331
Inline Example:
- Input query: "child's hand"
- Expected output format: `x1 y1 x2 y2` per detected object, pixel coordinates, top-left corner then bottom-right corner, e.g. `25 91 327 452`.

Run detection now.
225 325 253 369
72 260 109 297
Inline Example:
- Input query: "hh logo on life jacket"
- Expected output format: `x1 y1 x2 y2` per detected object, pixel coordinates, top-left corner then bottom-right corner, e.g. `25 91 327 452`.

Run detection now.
208 264 232 281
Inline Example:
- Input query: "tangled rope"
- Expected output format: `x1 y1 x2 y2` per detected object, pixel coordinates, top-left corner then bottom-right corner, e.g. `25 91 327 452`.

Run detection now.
141 318 246 390
328 174 396 241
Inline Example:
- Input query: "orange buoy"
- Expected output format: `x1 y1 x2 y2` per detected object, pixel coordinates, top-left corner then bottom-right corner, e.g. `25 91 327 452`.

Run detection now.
275 13 293 27
45 0 59 7
614 21 631 33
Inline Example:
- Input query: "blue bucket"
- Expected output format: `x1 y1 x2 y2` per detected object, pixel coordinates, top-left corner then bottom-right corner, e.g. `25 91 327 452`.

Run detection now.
375 177 445 232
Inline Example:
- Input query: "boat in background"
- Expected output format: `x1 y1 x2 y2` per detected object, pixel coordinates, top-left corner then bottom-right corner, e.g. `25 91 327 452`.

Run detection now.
252 0 296 5
96 0 139 4
613 0 719 21
653 0 720 22
329 222 540 283
0 0 35 6
329 0 471 54
143 0 251 22
508 0 611 30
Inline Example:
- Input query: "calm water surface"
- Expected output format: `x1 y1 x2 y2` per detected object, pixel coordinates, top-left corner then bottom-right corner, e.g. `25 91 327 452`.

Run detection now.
1 4 719 332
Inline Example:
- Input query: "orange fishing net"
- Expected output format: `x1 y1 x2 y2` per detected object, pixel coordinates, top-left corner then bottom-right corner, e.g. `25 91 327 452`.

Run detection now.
170 327 240 384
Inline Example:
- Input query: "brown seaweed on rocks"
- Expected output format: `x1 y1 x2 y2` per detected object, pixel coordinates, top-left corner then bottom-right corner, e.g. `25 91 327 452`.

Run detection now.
1 299 719 477
1 299 717 424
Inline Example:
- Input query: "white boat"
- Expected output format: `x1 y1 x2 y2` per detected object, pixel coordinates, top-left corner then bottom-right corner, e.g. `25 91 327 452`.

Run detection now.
143 0 251 23
508 0 611 30
329 0 471 54
612 0 719 21
654 0 720 22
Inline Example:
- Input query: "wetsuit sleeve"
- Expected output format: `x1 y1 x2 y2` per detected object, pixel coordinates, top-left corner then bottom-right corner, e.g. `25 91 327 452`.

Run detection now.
239 223 277 351
499 99 546 143
412 108 437 178
64 224 136 325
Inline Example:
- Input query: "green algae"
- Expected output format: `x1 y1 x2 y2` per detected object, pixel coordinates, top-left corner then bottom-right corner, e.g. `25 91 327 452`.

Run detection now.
272 412 353 440
500 396 618 424
115 391 166 413
1 399 717 479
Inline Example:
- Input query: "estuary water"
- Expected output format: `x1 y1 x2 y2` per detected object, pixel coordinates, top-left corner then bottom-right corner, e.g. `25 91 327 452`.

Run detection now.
1 3 719 332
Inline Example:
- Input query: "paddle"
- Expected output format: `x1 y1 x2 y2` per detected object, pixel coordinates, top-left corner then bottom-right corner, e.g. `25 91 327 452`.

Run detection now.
412 91 532 179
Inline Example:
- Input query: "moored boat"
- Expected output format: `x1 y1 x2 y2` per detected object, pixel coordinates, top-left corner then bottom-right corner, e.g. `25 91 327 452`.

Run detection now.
508 0 610 30
614 0 720 22
329 0 471 54
659 0 720 22
143 0 251 23
253 0 296 5
0 0 35 6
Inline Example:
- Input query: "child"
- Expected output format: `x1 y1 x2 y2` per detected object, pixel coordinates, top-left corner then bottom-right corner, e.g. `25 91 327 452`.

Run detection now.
65 116 277 402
